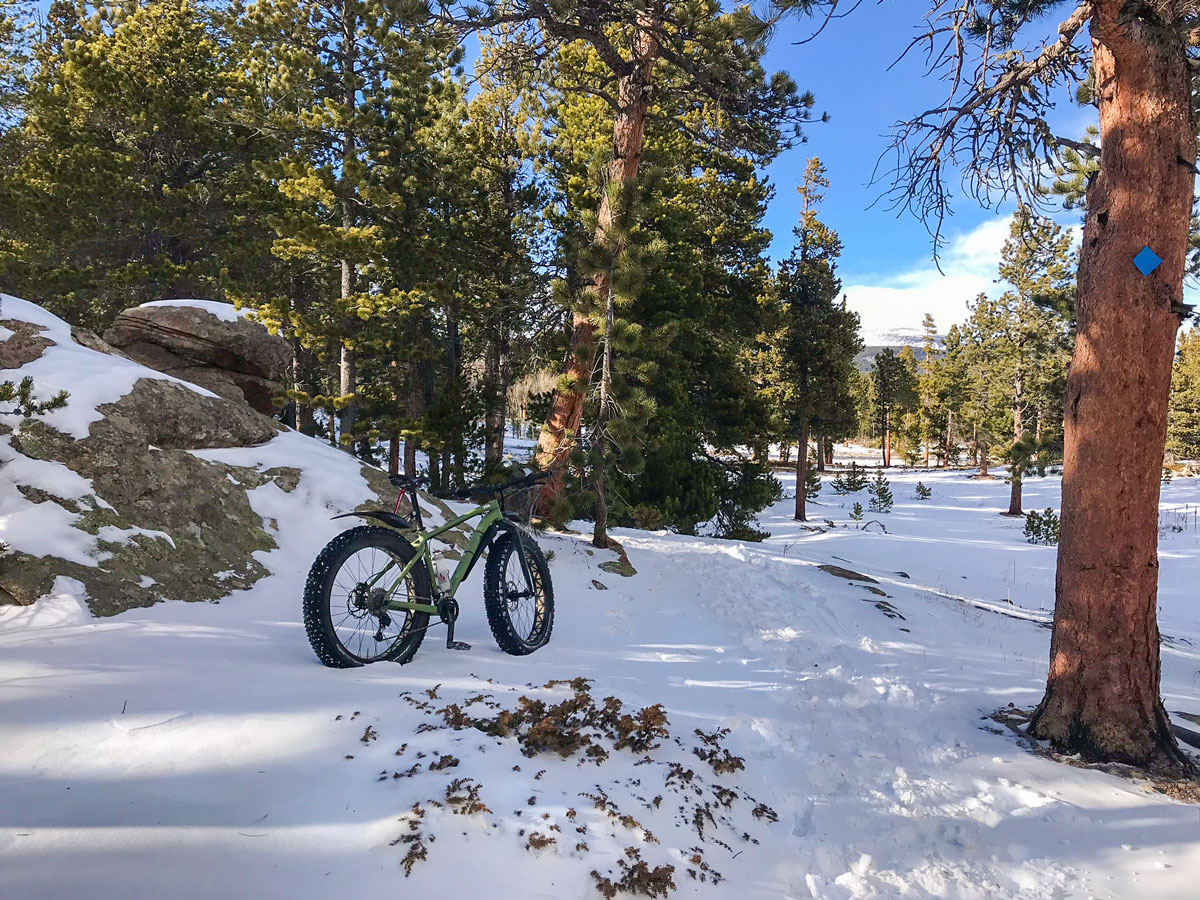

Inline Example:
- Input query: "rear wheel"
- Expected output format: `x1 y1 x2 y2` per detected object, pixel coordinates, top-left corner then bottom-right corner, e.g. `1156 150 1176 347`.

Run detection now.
303 526 431 667
483 532 554 655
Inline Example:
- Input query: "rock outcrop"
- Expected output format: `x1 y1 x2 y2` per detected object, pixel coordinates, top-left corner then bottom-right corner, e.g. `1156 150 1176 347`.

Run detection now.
104 301 291 415
1 296 461 617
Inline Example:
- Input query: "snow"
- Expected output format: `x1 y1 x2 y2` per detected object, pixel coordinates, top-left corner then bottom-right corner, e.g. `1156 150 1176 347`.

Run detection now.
859 326 929 348
0 294 218 439
138 299 249 323
2 448 1200 899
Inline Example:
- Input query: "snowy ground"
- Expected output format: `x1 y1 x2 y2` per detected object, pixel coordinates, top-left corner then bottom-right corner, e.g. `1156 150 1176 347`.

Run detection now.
3 459 1200 898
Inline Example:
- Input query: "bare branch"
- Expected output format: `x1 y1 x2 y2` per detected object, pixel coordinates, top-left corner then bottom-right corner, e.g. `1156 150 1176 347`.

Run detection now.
876 1 1092 257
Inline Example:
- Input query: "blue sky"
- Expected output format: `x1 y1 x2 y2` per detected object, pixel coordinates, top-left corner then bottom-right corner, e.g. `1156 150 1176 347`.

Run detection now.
758 1 1095 339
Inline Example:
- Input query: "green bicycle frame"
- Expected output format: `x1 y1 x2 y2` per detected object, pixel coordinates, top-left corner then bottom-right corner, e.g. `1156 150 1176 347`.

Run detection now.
361 500 504 616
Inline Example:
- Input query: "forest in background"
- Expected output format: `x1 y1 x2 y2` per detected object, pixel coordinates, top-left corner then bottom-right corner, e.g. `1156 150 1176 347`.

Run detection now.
7 0 1200 541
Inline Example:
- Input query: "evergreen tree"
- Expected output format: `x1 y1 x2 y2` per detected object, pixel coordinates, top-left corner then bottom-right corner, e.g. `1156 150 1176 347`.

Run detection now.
516 0 824 509
1168 328 1200 461
916 313 943 466
572 174 659 548
867 470 893 513
0 0 268 328
885 0 1198 769
804 449 821 500
957 209 1073 511
770 158 862 521
0 0 31 123
871 348 915 467
534 38 786 538
235 0 459 450
832 461 867 495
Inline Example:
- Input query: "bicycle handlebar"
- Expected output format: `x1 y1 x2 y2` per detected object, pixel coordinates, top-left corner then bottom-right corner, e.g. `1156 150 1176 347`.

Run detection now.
389 469 551 502
445 469 551 501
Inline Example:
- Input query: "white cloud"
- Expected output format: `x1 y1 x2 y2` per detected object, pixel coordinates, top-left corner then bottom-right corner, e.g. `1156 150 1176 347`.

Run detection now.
842 216 1079 342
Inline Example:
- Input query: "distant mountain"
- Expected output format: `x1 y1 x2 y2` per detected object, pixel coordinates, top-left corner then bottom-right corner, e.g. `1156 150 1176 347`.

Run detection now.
855 327 942 371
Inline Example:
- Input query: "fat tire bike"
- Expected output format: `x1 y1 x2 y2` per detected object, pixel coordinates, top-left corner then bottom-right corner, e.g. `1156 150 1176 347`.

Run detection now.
303 469 554 667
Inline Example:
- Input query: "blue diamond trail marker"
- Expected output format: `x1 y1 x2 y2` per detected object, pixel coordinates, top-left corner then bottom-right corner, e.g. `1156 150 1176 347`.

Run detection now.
1133 245 1163 276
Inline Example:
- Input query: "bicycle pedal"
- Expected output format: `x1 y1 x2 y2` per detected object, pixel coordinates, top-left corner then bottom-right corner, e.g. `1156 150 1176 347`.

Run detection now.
446 640 472 652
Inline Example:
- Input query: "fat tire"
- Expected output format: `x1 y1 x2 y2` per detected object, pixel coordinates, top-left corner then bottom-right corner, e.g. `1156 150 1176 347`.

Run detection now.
303 525 431 667
483 532 554 655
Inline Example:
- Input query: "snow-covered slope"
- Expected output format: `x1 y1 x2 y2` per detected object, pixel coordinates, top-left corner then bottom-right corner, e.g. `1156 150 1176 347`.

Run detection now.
0 294 462 614
2 464 1199 899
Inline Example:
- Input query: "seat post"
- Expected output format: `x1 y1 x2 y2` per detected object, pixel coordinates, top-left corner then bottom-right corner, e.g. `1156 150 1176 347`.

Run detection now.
409 490 424 530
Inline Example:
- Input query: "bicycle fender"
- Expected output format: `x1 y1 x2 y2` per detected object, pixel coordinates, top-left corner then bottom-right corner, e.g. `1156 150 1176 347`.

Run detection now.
331 511 413 530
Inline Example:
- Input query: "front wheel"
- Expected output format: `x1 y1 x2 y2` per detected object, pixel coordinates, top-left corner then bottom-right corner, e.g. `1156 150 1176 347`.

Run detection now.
303 525 431 668
483 532 554 655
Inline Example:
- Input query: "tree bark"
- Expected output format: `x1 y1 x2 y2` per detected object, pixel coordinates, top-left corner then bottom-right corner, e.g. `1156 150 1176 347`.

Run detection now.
882 410 891 467
593 268 618 548
388 434 400 476
794 419 810 521
336 0 358 454
1007 402 1024 516
1029 2 1195 773
536 14 660 510
944 410 953 468
403 364 420 477
816 436 826 472
979 440 989 478
825 439 833 467
483 333 507 467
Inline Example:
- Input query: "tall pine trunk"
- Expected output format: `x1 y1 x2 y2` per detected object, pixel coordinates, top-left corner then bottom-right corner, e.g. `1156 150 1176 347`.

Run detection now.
336 0 357 454
483 335 507 467
882 410 891 467
794 420 810 521
536 15 660 509
388 434 400 476
944 410 953 468
1007 401 1024 516
338 251 355 452
1029 1 1195 773
593 278 618 548
404 359 422 476
815 436 825 472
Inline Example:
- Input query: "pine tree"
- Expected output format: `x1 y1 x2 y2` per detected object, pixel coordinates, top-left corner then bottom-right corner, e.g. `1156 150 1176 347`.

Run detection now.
867 470 893 513
1168 328 1200 461
916 313 943 466
520 1 825 509
849 501 863 522
770 159 862 521
872 348 915 467
832 461 867 495
235 0 459 451
0 0 31 123
804 450 821 500
957 209 1073 511
534 37 786 538
886 0 1197 772
0 0 269 328
914 480 932 500
574 173 658 548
